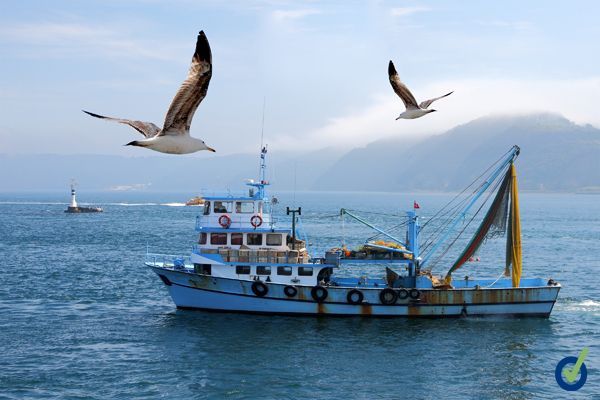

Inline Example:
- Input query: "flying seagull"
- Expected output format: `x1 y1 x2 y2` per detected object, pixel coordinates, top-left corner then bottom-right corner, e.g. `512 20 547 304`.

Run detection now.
83 31 215 154
388 60 453 120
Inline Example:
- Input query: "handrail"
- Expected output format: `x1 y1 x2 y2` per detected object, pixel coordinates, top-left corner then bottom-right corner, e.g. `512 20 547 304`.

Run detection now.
340 208 406 247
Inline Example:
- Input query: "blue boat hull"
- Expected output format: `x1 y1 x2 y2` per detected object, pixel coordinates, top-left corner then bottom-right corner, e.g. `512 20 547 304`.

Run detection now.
150 266 560 317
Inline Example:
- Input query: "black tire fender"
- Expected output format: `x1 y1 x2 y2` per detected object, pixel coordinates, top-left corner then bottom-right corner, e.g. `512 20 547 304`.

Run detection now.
346 289 364 305
379 288 398 305
251 281 268 297
284 285 298 298
311 286 328 303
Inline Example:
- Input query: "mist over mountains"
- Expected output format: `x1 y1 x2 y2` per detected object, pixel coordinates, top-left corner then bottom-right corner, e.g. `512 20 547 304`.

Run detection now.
2 113 599 193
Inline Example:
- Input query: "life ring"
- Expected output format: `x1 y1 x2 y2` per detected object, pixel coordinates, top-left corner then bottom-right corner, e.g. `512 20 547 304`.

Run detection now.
284 285 298 298
218 214 231 228
311 286 328 303
250 215 263 228
379 288 398 305
409 289 420 300
397 288 409 300
251 281 268 297
347 289 364 305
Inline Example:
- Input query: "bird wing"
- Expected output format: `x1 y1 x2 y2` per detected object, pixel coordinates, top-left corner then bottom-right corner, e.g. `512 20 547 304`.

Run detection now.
82 110 160 138
388 61 419 110
161 31 212 136
419 91 454 109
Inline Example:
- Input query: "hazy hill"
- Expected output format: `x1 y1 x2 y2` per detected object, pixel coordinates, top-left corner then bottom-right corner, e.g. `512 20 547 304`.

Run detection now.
312 113 600 192
1 113 598 193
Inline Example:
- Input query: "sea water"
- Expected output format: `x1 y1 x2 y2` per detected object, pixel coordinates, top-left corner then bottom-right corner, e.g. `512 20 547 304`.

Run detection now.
0 192 598 399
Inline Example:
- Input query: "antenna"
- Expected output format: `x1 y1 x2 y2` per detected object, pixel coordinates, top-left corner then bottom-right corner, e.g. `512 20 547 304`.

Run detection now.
260 97 266 151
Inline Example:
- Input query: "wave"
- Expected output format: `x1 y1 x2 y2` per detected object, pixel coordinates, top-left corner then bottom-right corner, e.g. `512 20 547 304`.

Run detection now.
161 202 187 207
110 203 159 206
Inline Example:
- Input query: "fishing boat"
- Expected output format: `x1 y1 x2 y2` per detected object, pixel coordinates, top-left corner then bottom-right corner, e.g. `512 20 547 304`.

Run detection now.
146 145 560 317
185 196 205 206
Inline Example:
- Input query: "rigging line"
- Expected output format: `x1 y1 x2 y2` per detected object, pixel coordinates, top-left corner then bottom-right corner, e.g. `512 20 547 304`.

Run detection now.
343 208 409 218
420 194 476 253
426 166 508 271
427 172 506 270
418 152 513 254
419 147 514 231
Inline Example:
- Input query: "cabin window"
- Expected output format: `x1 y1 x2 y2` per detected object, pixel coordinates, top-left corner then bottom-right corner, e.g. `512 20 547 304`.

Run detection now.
203 201 211 215
247 233 263 246
236 265 250 274
277 266 292 276
210 233 227 245
298 267 313 276
231 233 243 245
199 233 207 244
266 233 282 246
213 201 232 214
257 203 263 213
236 201 254 213
194 263 211 275
257 266 271 275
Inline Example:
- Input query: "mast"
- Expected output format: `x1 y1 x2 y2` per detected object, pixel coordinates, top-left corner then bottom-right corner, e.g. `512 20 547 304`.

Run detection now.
406 210 419 279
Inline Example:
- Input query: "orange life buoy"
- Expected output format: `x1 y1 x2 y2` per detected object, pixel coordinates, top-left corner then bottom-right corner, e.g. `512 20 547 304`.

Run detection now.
250 214 263 228
218 214 231 228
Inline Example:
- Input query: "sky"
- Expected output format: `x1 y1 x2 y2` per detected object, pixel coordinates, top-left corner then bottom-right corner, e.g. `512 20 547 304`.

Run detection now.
1 0 600 157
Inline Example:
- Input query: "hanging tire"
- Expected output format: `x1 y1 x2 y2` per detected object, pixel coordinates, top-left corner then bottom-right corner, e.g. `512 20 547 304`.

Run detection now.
409 289 420 300
311 286 328 303
397 288 409 300
379 288 398 305
284 285 298 298
347 289 364 305
251 281 268 297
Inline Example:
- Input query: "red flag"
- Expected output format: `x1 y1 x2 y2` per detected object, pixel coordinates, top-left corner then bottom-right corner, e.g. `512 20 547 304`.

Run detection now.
413 201 420 209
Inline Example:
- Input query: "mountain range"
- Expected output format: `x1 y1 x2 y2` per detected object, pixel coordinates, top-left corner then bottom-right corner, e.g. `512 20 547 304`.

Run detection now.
1 113 598 193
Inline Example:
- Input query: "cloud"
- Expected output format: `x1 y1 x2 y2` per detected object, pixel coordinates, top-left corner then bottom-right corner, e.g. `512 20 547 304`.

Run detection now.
0 22 178 60
269 77 600 151
271 8 321 21
390 6 431 17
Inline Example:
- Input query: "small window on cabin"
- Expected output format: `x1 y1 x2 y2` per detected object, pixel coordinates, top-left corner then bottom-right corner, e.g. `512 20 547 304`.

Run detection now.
257 203 263 213
195 264 211 275
277 266 292 276
298 267 313 276
199 233 207 244
203 201 211 215
213 201 232 214
231 233 243 245
266 234 282 246
236 201 254 213
247 233 263 246
236 265 250 274
257 266 271 275
210 233 227 245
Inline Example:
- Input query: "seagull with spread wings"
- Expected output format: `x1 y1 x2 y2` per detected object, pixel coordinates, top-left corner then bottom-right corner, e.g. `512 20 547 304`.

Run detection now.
388 60 453 120
83 31 215 154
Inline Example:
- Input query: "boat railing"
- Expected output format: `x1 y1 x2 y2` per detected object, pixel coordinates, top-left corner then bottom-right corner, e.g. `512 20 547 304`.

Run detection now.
145 252 192 269
192 245 311 264
195 214 274 230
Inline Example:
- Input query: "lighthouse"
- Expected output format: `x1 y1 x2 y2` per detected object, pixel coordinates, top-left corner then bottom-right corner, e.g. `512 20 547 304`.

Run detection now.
65 180 103 213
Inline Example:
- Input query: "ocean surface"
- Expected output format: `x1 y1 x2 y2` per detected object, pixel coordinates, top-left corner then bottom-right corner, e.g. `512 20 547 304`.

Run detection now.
1 191 598 399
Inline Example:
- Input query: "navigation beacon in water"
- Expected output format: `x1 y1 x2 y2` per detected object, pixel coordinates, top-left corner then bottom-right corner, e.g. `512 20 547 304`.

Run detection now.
145 145 560 317
65 181 103 213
